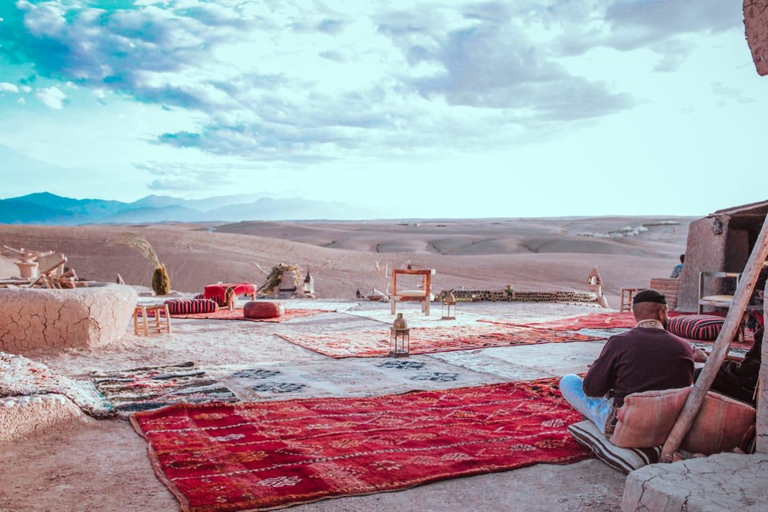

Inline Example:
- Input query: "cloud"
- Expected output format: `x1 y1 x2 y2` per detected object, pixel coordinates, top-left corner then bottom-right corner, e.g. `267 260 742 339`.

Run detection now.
35 86 66 109
555 0 740 57
0 82 19 93
0 0 742 163
136 161 238 192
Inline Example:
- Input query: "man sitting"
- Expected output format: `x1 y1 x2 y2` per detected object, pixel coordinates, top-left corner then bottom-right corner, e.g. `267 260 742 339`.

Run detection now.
670 254 685 278
560 289 706 434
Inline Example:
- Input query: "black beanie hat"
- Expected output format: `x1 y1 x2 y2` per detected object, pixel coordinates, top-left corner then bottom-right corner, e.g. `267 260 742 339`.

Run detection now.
633 289 667 305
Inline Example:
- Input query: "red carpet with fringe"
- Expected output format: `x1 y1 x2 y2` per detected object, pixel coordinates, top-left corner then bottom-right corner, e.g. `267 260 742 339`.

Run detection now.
275 324 601 358
132 378 590 512
170 308 333 323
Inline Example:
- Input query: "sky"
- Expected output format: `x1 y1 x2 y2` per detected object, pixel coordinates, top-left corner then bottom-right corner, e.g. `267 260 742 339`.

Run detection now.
0 0 765 218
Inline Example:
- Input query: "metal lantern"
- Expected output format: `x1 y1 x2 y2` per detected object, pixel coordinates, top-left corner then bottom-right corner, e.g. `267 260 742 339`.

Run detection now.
390 313 410 357
441 290 457 320
303 270 314 295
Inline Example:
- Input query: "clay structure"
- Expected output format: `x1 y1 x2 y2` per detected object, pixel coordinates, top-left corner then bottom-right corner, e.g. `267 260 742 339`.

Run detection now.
0 283 138 354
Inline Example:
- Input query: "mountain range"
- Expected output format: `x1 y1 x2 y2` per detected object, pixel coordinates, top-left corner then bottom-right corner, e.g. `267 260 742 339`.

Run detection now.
0 192 383 225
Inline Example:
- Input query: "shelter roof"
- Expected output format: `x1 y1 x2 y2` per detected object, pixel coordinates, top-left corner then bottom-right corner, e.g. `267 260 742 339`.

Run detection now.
710 200 768 217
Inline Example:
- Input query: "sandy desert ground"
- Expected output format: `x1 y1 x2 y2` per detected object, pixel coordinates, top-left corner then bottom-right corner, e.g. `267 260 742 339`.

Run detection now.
0 216 693 512
0 216 692 304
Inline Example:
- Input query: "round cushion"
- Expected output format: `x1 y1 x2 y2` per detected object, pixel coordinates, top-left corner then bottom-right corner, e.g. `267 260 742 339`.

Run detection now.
165 298 218 315
668 315 724 341
243 301 284 319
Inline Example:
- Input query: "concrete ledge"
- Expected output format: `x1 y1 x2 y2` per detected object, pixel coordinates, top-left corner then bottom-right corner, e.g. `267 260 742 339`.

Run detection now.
0 283 138 354
622 453 768 512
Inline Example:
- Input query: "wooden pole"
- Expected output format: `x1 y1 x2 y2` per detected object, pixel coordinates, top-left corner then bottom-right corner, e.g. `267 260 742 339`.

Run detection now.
660 215 768 461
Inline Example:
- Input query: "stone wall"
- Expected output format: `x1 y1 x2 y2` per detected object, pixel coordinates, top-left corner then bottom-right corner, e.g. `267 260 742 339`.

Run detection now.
0 283 137 355
434 288 598 304
745 0 768 76
758 281 768 454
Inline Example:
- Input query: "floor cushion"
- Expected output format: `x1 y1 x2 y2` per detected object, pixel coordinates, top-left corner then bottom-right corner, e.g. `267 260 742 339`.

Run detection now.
610 386 755 454
568 420 660 474
165 299 218 315
243 301 284 319
682 391 756 454
668 315 724 341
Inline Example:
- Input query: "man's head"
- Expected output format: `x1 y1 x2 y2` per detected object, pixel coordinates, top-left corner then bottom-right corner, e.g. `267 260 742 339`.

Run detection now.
632 289 669 326
679 254 685 264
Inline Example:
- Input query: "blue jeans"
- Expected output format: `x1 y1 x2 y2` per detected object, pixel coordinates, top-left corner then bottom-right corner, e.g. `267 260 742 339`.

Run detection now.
559 374 614 434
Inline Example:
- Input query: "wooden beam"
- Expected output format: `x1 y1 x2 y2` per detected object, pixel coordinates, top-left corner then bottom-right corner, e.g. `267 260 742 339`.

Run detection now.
660 215 768 461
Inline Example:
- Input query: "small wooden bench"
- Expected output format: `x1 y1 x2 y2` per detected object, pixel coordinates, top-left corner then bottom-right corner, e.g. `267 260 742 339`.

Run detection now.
133 304 171 336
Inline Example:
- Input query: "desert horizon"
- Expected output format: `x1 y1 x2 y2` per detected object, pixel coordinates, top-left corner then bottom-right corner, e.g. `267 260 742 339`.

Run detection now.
0 213 692 304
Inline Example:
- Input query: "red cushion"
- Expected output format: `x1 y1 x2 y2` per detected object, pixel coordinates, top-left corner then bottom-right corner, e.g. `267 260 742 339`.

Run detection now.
243 301 284 319
668 315 723 341
610 386 755 454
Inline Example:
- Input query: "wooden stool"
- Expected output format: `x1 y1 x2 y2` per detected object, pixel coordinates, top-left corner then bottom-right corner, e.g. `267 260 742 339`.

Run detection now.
620 288 641 312
133 304 172 336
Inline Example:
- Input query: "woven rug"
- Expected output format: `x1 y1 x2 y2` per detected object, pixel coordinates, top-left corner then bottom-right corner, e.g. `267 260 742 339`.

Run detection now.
504 312 639 331
170 308 333 323
509 313 754 351
1 351 112 418
276 324 601 358
91 362 238 417
132 378 590 512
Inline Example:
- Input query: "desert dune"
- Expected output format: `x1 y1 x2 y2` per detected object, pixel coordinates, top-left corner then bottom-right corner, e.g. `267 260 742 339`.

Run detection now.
0 216 691 304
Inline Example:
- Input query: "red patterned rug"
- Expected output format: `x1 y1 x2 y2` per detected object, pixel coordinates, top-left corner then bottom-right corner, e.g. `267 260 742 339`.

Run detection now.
512 312 638 331
132 378 590 512
171 309 333 323
275 324 601 358
508 312 753 351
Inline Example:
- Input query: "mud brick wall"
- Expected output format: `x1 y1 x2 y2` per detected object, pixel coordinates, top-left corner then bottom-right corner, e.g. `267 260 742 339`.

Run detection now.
649 278 680 310
435 289 598 304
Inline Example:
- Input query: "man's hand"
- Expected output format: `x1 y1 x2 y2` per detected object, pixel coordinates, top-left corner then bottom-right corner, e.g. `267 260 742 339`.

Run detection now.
693 347 708 363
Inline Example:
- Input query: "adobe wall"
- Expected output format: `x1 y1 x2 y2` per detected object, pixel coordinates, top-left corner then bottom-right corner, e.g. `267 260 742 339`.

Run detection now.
745 0 768 76
0 283 137 355
676 216 729 311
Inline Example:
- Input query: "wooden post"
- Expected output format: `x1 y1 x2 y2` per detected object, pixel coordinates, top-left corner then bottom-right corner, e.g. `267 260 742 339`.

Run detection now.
660 216 768 461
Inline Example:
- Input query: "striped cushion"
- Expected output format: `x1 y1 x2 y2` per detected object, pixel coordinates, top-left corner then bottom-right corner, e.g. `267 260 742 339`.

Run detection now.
568 421 660 474
668 315 724 341
194 293 205 300
165 299 218 315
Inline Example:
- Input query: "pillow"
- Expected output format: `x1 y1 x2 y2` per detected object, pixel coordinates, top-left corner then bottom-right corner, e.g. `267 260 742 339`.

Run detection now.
610 387 756 454
667 315 724 341
243 301 284 319
682 391 756 454
611 387 690 448
165 299 218 315
397 289 427 298
568 420 660 474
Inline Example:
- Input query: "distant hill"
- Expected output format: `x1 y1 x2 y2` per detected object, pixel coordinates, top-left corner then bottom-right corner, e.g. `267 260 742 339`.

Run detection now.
0 199 74 225
0 192 384 225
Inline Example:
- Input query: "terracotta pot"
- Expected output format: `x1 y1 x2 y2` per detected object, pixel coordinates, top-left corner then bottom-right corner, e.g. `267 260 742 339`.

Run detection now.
243 301 284 319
